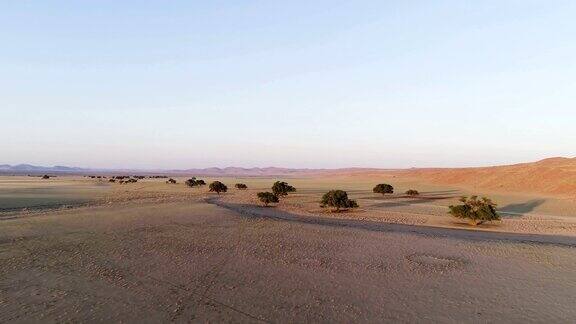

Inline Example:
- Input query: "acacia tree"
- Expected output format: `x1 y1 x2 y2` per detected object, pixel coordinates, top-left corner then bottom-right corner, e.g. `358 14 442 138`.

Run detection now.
186 178 207 187
449 196 501 226
257 192 279 206
235 183 248 190
209 181 228 194
185 177 198 187
405 189 420 196
373 184 394 195
272 181 296 197
320 190 359 212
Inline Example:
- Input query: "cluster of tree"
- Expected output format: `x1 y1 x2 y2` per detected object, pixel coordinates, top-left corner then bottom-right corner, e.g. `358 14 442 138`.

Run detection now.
373 184 394 195
100 175 139 184
119 178 138 184
185 177 207 187
256 181 297 206
88 175 107 179
108 175 168 179
320 190 359 212
235 183 248 190
255 180 503 227
209 181 228 194
449 196 500 226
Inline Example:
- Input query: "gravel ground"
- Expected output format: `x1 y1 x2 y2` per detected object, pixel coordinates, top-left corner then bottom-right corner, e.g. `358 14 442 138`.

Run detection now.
1 197 576 323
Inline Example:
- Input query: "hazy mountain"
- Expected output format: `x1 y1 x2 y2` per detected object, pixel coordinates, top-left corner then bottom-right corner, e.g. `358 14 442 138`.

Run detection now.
0 164 87 173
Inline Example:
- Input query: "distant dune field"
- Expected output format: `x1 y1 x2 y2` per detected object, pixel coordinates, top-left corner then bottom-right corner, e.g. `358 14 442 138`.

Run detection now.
312 158 576 198
397 157 576 197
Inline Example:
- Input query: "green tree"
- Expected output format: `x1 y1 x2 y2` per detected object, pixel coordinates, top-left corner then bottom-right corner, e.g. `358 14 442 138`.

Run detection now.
405 189 420 196
209 181 228 194
449 196 501 226
235 183 248 190
272 181 296 197
185 178 206 187
185 177 198 187
257 192 279 206
373 184 394 195
320 190 359 212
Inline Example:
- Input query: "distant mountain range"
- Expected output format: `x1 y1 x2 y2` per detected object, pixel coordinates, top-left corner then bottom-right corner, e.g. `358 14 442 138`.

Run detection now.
0 164 383 176
0 164 88 173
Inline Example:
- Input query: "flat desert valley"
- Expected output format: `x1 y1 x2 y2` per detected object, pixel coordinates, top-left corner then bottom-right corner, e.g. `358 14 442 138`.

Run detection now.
2 158 576 322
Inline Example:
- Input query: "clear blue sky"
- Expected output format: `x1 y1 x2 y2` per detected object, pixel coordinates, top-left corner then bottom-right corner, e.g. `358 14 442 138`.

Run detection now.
1 1 575 169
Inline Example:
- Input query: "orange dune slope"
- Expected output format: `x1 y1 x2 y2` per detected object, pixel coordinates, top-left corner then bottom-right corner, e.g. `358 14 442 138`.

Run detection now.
399 157 576 197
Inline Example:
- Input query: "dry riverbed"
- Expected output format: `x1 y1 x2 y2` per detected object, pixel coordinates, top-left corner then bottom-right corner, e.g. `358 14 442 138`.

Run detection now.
220 188 576 238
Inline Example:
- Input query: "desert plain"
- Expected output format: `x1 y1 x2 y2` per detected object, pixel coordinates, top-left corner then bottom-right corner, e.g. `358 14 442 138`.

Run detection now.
1 159 576 322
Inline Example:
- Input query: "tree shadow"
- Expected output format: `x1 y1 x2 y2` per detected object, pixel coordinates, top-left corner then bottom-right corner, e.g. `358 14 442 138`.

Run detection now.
419 189 461 197
370 196 456 208
357 189 461 201
360 190 461 209
498 199 546 217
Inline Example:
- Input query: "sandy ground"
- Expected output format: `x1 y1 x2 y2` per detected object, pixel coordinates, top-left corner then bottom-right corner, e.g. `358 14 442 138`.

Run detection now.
2 196 576 322
0 176 109 213
1 177 576 322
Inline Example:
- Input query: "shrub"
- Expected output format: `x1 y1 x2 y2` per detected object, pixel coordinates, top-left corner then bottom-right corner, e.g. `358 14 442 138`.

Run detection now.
235 183 248 190
272 181 296 197
185 177 198 187
405 189 420 196
320 190 359 212
209 181 228 194
166 178 177 184
186 178 207 187
449 196 501 226
109 179 116 183
373 184 394 195
41 175 50 179
257 192 279 206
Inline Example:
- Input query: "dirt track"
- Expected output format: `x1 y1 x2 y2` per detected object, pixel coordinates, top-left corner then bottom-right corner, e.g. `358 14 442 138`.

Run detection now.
2 197 576 323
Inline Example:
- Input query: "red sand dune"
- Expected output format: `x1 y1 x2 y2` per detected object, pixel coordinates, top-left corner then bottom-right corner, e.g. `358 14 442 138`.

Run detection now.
396 157 576 197
178 158 576 197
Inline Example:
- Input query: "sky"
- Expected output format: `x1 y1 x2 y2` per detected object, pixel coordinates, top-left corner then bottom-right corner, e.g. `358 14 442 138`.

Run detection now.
1 0 575 169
